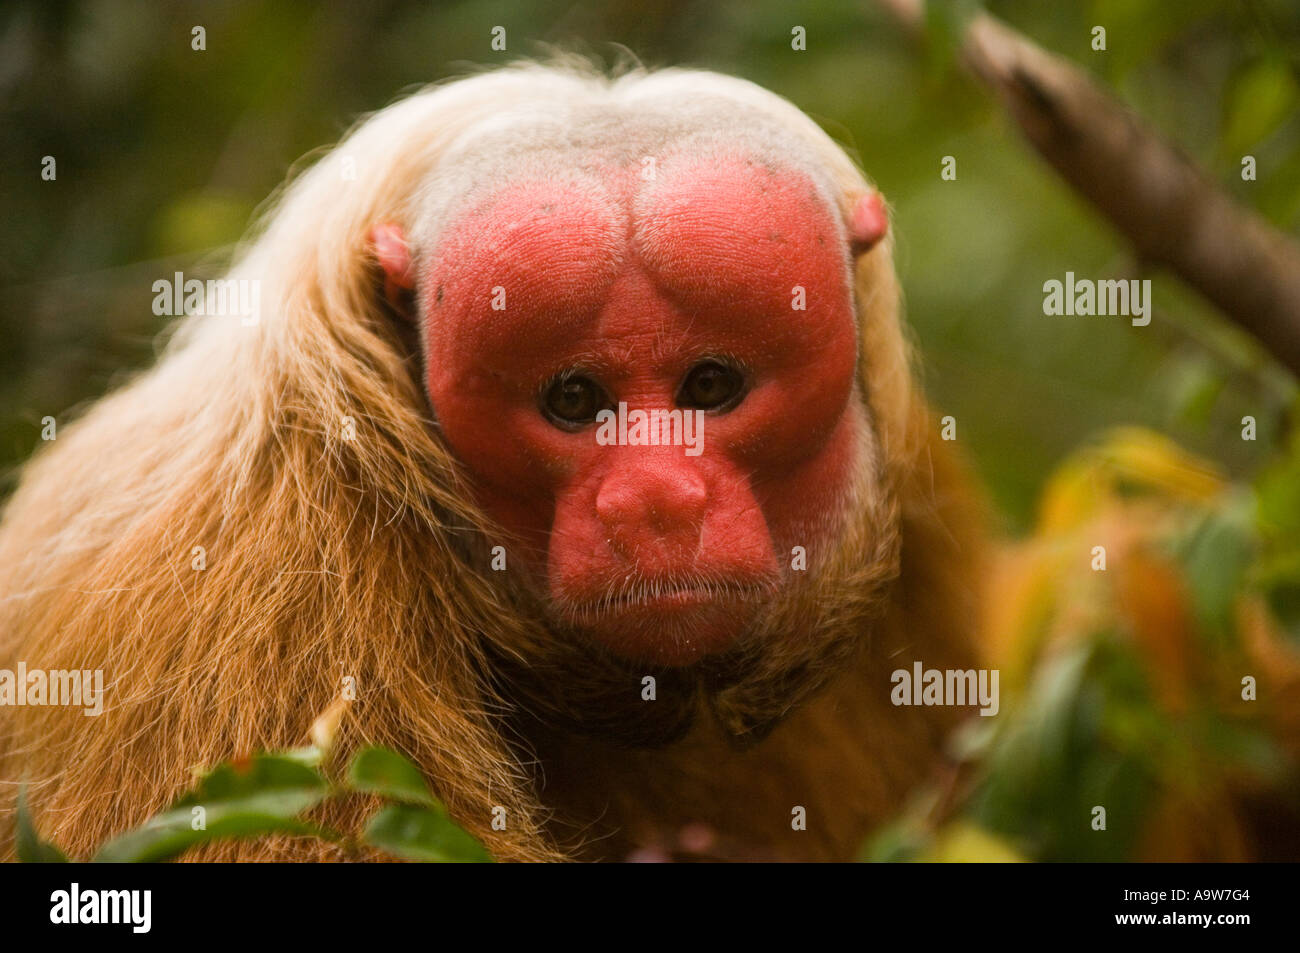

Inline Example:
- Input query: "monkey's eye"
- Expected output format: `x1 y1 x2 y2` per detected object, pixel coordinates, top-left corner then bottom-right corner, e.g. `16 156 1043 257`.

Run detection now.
678 361 745 412
541 374 608 428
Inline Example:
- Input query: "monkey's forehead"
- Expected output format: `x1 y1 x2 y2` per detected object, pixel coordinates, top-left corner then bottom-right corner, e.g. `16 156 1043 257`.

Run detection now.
414 103 854 345
420 150 852 354
413 98 847 247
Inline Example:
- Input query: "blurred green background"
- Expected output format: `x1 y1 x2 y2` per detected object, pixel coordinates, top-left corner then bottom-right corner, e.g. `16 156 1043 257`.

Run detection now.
1 0 1298 529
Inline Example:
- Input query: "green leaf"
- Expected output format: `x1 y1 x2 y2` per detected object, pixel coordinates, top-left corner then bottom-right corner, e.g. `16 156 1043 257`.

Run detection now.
362 804 492 863
348 747 438 807
92 753 331 862
92 802 329 863
280 745 325 768
1171 494 1257 645
15 785 70 863
1256 445 1300 538
967 637 1159 861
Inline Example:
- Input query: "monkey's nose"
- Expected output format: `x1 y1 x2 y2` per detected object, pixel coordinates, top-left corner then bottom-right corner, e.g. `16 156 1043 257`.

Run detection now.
595 466 708 544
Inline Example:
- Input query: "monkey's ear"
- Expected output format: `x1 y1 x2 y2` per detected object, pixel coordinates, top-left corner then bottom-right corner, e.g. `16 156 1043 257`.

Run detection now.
847 190 888 257
369 223 415 317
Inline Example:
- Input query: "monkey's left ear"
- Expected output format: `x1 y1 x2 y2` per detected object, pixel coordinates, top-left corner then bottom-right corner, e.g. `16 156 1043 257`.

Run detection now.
847 191 888 257
369 223 415 316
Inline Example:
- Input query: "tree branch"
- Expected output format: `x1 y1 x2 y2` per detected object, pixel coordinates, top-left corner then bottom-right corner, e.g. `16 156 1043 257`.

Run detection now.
876 0 1300 377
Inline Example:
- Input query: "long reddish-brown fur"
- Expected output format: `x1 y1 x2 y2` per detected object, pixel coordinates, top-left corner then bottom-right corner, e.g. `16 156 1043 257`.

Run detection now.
0 60 983 862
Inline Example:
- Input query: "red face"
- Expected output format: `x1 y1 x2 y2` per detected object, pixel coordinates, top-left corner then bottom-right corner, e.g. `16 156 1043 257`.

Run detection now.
418 152 861 665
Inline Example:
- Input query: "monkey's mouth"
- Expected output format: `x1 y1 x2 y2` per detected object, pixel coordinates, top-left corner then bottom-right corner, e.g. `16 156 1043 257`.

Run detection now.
552 576 777 665
610 581 766 609
562 578 773 616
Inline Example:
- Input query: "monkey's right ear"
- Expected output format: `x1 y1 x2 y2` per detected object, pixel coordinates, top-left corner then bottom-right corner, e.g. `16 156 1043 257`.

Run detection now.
369 223 415 317
847 191 888 258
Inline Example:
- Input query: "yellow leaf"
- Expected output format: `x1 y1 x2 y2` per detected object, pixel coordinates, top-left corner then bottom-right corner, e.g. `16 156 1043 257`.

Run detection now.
919 822 1026 863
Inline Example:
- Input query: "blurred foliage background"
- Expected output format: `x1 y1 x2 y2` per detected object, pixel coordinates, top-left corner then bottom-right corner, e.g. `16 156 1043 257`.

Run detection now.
2 0 1299 526
2 0 1300 861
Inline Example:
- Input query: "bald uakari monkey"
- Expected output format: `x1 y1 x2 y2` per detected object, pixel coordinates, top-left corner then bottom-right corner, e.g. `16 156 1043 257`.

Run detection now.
0 62 984 861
